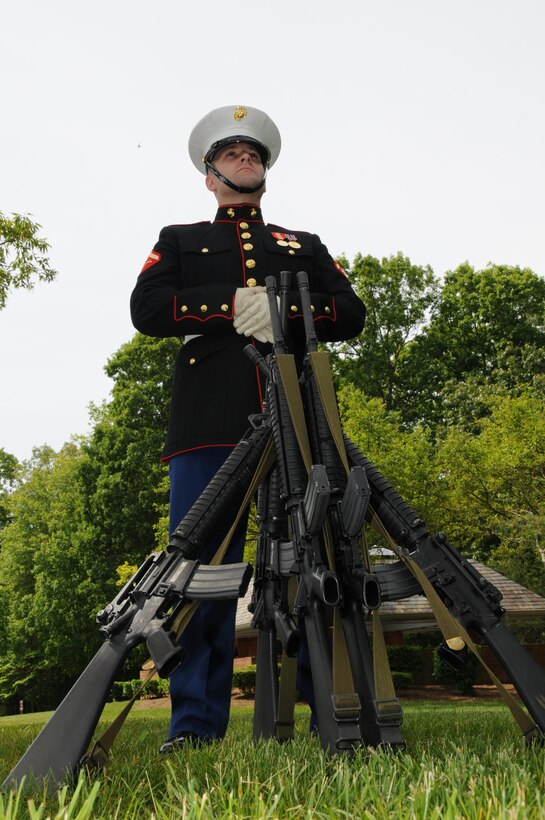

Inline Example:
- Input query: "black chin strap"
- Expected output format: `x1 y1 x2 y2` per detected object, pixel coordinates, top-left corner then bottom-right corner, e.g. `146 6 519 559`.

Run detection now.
206 161 267 194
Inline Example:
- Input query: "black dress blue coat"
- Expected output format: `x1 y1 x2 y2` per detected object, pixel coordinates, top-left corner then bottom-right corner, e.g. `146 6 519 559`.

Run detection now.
130 203 366 460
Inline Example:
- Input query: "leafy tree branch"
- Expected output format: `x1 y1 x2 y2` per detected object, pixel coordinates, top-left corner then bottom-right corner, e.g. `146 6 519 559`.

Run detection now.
0 211 57 309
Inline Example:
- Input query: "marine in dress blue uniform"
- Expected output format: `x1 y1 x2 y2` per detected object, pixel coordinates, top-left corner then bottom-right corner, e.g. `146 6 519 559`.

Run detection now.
130 105 366 749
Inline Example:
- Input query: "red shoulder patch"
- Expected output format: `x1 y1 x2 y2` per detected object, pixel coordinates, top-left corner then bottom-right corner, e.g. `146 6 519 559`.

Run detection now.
141 250 161 273
334 260 347 277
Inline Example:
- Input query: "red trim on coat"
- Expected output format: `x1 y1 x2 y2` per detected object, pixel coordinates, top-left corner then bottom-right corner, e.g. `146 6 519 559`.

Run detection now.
236 224 247 285
288 297 337 323
213 219 264 224
160 443 238 463
173 295 234 322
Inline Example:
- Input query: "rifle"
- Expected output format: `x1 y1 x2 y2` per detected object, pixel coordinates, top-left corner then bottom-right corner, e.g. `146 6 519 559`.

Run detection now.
248 271 404 753
1 423 278 790
249 465 301 741
347 441 545 736
248 269 545 750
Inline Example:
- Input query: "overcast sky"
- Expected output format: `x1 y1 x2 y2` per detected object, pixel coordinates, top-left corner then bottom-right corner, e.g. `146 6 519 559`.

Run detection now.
1 0 544 463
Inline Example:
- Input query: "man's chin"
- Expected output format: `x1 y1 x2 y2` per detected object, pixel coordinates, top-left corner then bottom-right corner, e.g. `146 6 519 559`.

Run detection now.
238 173 261 185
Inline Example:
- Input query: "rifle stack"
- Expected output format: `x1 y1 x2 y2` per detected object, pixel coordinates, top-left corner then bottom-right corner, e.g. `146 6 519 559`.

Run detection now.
4 271 545 791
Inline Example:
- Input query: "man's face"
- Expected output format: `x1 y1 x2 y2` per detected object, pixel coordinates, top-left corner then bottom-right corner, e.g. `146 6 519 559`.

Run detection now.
207 141 265 193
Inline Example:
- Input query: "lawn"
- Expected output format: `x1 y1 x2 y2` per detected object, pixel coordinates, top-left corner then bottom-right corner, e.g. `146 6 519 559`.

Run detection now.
1 700 545 818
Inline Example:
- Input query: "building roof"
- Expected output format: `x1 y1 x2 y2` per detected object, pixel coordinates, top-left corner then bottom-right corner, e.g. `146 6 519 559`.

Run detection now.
236 560 545 636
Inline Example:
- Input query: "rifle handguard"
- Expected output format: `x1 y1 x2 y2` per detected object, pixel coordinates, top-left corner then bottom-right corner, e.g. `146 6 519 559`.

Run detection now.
169 423 272 557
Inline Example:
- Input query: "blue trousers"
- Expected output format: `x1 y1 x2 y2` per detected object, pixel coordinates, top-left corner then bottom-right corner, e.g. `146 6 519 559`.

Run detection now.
167 447 318 740
167 447 248 739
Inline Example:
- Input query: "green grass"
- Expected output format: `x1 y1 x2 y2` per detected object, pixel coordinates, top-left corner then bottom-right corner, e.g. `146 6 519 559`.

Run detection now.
1 701 545 818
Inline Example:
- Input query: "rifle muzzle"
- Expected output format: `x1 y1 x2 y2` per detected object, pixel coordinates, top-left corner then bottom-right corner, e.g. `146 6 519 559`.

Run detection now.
360 571 381 610
312 567 340 606
273 608 300 657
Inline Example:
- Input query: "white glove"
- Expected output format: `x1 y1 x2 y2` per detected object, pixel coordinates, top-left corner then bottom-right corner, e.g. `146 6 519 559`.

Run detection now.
233 287 276 343
234 285 266 317
251 326 274 343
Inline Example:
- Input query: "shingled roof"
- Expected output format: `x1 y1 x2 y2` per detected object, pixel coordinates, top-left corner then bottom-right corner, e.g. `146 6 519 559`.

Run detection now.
236 560 545 635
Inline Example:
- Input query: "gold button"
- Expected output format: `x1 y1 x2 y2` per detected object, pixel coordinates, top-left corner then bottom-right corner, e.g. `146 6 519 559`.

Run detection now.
241 231 252 239
325 306 331 313
227 208 235 217
250 208 257 216
181 305 188 313
243 243 254 251
200 304 208 312
276 239 289 247
288 241 301 249
311 305 315 312
289 250 295 255
201 247 209 253
247 278 257 287
239 221 249 229
189 357 196 365
246 259 256 269
221 303 229 311
291 305 298 312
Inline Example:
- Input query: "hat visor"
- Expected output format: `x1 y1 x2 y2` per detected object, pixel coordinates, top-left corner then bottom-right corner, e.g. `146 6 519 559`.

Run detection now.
206 136 270 166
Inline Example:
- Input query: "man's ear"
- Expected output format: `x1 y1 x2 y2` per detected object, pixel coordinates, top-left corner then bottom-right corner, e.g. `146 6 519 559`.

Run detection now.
205 173 217 193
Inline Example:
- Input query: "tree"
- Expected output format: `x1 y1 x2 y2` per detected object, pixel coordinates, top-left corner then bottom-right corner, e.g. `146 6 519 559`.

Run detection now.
0 444 96 710
79 333 180 587
337 386 442 542
0 212 57 309
432 392 545 594
329 253 439 414
0 333 180 709
0 448 18 529
403 263 545 427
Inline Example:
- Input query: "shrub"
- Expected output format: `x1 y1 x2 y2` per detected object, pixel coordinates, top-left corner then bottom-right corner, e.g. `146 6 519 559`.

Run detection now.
141 678 169 699
109 677 170 702
110 681 125 702
386 645 423 677
391 671 413 690
232 661 417 698
232 665 257 697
